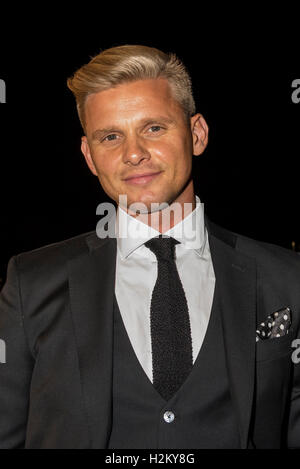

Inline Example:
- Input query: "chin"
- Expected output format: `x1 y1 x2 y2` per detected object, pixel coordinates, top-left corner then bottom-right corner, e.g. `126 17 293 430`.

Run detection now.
123 192 168 214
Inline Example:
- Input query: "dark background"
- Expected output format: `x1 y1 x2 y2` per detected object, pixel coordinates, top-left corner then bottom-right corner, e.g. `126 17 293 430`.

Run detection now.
0 20 299 287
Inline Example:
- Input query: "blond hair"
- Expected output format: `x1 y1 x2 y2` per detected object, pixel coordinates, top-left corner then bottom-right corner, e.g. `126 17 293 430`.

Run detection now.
67 45 196 133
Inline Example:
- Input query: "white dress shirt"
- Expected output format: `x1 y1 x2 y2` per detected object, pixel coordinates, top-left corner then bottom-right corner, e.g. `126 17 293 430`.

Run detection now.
115 195 216 383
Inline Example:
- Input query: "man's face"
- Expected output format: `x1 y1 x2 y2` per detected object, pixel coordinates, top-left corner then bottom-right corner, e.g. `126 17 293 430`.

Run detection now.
81 78 207 211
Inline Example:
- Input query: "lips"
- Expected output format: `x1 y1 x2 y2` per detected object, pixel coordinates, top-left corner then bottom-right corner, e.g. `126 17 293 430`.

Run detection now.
123 171 162 185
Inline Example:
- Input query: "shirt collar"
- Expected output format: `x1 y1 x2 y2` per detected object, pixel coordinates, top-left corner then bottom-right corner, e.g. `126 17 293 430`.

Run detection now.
116 195 206 260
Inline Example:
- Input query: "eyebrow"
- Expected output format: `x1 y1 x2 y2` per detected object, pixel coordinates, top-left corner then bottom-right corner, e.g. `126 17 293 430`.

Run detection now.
91 116 176 141
91 127 120 141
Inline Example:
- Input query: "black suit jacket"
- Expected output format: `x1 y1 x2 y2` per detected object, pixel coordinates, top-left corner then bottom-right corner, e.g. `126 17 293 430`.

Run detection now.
0 218 299 449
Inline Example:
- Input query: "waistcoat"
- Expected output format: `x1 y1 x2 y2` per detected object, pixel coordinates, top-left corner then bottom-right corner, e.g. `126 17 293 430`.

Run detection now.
108 282 240 449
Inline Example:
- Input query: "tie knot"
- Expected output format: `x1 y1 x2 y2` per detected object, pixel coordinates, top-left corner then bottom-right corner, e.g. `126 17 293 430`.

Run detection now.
145 235 179 261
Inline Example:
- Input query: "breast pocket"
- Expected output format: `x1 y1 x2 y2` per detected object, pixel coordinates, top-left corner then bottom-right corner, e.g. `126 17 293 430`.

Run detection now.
256 328 295 363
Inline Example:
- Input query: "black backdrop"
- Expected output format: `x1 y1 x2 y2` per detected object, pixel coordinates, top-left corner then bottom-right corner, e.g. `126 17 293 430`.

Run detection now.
0 23 299 287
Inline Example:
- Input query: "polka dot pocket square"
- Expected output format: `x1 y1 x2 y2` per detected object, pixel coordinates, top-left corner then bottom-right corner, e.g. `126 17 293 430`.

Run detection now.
256 307 292 342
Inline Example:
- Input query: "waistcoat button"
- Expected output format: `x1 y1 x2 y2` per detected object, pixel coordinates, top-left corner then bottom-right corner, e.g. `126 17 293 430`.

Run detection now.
163 411 175 423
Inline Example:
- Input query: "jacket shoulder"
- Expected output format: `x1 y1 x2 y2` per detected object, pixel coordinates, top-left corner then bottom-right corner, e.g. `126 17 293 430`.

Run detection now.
207 218 300 271
13 230 95 274
236 231 300 271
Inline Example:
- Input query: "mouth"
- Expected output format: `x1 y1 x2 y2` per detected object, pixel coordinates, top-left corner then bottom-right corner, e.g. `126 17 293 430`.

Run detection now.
123 171 162 185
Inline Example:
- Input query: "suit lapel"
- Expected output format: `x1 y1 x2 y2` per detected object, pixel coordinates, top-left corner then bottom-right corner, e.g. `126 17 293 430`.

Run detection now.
67 232 117 449
207 220 257 449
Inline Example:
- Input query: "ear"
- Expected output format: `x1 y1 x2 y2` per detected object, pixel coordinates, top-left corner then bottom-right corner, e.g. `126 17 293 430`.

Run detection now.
81 136 98 176
190 114 209 156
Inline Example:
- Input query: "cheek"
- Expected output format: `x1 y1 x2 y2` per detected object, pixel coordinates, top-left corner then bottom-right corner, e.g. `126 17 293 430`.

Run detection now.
151 139 186 165
92 153 118 187
156 138 192 173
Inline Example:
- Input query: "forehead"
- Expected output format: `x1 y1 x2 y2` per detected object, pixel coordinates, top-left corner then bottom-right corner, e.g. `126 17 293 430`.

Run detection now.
84 78 183 128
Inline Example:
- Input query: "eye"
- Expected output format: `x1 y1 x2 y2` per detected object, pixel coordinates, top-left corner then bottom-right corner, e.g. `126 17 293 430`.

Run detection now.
148 125 163 133
103 134 119 142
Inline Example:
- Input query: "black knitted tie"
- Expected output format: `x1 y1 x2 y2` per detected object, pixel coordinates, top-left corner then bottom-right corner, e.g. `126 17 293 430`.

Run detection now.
145 235 193 401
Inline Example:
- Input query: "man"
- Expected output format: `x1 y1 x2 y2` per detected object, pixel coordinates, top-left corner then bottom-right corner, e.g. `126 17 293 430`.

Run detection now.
0 45 299 449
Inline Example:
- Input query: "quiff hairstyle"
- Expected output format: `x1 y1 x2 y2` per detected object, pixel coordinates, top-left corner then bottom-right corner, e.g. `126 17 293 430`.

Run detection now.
67 45 196 133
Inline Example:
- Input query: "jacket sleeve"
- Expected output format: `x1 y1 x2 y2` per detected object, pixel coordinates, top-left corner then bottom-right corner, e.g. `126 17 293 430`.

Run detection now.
0 256 34 448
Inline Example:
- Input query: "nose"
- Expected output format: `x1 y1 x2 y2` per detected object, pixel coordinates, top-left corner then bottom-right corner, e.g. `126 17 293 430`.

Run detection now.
122 135 151 166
